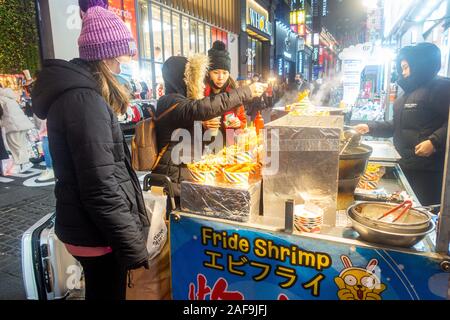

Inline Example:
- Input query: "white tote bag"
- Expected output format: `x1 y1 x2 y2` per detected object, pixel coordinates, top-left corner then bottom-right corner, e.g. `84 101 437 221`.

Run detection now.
143 191 168 261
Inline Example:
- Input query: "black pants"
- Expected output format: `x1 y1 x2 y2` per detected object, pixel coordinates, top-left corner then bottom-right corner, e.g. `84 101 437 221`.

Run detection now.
403 169 444 206
0 135 8 160
74 253 127 300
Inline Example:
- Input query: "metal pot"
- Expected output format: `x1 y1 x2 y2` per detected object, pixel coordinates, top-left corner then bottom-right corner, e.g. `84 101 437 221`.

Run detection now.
338 178 361 194
339 144 373 180
347 211 435 248
348 202 432 234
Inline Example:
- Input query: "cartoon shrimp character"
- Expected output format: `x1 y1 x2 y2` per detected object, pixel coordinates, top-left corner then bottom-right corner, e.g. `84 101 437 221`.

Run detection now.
334 255 386 300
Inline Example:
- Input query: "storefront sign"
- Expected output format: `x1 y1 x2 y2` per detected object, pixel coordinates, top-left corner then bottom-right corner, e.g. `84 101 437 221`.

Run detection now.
276 22 297 63
109 6 132 20
313 47 319 62
342 59 363 105
278 58 284 76
298 52 304 73
247 0 272 36
298 37 305 51
108 0 138 55
170 215 449 300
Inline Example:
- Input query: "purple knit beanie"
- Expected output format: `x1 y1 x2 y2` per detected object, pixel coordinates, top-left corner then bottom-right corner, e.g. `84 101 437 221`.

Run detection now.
79 0 108 14
78 3 137 61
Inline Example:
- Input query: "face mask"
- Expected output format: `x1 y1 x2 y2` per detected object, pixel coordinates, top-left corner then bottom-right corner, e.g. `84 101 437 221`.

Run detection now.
119 61 133 79
111 58 133 84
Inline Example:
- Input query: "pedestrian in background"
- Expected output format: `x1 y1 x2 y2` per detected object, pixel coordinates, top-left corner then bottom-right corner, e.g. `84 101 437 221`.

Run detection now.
0 85 11 174
37 120 54 182
0 87 34 174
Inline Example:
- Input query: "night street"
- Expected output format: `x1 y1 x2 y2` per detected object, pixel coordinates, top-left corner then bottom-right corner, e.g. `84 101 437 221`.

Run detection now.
1 0 450 306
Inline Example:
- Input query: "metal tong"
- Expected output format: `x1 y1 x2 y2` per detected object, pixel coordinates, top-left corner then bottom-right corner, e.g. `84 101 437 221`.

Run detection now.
340 128 362 156
377 200 413 223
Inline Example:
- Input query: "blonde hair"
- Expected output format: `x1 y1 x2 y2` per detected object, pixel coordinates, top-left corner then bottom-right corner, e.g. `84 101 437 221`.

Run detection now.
88 61 130 115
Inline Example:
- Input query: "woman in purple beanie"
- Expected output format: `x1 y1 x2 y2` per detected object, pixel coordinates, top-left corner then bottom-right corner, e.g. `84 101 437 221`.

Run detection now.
31 0 149 300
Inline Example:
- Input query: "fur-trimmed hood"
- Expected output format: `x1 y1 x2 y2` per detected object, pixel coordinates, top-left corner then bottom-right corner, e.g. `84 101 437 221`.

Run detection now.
162 54 209 100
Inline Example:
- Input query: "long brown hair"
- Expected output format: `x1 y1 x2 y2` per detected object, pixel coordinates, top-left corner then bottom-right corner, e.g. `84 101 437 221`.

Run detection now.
87 61 130 115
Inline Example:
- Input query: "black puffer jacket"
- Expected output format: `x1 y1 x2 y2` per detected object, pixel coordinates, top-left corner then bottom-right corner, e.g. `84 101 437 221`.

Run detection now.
153 56 253 195
32 59 149 269
369 43 450 172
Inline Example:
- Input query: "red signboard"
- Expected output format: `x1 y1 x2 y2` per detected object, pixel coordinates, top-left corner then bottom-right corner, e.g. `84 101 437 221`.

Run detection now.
212 28 228 47
108 0 138 59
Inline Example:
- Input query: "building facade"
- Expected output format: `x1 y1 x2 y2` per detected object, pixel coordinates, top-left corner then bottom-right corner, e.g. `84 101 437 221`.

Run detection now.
237 0 276 80
37 0 241 98
384 0 450 77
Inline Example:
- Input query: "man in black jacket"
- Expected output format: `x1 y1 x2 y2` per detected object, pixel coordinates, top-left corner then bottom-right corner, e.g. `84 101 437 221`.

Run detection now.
356 43 450 205
153 54 267 198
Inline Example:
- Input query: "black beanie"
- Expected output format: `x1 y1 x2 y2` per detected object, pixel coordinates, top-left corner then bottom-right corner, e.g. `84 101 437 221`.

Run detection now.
208 41 231 72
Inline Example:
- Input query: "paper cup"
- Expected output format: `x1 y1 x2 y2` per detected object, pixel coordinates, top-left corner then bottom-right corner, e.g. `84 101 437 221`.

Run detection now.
210 128 220 137
210 117 221 137
189 170 216 184
223 170 249 186
234 152 254 164
294 205 324 234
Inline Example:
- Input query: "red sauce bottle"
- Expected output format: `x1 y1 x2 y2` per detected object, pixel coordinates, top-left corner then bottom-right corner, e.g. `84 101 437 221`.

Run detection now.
255 111 264 136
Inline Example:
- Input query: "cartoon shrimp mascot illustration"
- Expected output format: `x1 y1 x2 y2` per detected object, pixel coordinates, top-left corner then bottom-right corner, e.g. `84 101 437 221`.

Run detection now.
334 255 387 300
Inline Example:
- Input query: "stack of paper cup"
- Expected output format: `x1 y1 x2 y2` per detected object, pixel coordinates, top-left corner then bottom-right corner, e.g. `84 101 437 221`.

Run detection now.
294 204 324 234
223 169 249 186
189 170 216 184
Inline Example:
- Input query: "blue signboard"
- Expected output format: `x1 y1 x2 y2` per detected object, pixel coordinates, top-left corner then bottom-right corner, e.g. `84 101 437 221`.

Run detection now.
170 215 449 300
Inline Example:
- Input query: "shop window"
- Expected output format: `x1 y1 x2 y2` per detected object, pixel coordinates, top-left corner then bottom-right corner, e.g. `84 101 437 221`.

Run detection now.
247 37 262 78
182 16 190 56
198 23 205 53
151 4 163 63
247 36 254 78
154 62 164 97
139 60 154 99
162 8 173 60
212 28 218 43
138 1 151 59
205 25 211 50
221 31 228 46
190 19 198 53
172 12 182 56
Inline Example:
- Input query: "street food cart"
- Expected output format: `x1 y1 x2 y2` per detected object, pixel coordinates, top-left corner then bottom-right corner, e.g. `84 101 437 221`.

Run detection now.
165 110 450 301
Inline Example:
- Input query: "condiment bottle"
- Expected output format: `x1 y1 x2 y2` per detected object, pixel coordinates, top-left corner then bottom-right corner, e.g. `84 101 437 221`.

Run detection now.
255 111 264 136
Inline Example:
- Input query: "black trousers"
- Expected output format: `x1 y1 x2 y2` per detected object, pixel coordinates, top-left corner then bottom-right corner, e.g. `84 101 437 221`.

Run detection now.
0 135 8 160
74 253 127 300
402 169 444 206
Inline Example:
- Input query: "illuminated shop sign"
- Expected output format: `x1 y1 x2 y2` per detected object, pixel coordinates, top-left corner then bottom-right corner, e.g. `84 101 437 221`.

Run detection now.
278 58 284 76
298 52 304 72
322 0 328 16
313 47 319 62
247 0 272 36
